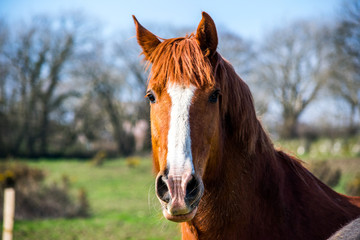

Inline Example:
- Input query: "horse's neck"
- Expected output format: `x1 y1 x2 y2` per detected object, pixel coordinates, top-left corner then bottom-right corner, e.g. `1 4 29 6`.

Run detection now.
187 128 360 239
187 134 283 238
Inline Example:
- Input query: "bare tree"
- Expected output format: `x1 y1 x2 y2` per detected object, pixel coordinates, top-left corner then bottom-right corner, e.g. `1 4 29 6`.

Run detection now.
73 39 136 156
0 19 10 154
113 34 153 151
0 13 97 156
329 0 360 134
218 30 255 77
255 21 332 138
90 68 135 156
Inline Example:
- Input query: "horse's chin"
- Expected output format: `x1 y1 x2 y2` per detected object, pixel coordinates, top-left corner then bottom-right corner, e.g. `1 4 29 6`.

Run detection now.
162 206 198 222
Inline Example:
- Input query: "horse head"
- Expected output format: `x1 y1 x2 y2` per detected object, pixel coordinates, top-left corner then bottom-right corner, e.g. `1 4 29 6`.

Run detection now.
133 12 221 222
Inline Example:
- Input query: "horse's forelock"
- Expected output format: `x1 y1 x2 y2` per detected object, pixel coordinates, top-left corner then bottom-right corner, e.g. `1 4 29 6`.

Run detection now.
147 35 215 89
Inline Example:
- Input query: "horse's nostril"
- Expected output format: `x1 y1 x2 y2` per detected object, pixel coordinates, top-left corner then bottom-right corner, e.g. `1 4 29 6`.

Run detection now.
156 173 203 207
185 175 201 205
156 175 170 203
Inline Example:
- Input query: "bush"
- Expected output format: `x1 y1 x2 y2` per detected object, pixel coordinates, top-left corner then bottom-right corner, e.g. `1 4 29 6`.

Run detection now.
0 162 90 220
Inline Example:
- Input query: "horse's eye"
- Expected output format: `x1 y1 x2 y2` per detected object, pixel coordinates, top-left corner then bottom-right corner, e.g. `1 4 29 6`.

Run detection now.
146 91 156 103
209 90 220 103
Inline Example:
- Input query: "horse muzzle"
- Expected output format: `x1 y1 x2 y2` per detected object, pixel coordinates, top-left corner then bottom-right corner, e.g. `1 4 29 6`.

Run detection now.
155 171 204 222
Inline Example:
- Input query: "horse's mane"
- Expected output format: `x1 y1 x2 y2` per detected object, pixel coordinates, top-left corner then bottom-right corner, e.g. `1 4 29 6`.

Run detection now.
212 52 272 155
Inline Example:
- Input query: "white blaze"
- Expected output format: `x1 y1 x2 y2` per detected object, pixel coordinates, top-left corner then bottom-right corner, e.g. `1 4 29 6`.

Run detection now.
167 84 196 176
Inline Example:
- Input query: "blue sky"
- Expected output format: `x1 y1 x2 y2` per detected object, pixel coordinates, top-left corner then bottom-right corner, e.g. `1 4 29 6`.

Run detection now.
1 0 341 40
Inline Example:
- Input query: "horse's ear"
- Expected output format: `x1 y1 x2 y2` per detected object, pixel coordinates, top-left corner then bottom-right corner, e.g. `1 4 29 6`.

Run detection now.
132 15 161 61
195 12 218 58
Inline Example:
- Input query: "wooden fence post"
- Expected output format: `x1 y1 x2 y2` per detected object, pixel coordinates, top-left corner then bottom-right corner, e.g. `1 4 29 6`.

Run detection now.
2 176 15 240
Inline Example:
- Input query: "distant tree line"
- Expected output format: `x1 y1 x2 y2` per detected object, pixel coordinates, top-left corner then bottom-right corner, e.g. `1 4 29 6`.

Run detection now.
0 13 147 158
0 0 359 158
254 0 360 139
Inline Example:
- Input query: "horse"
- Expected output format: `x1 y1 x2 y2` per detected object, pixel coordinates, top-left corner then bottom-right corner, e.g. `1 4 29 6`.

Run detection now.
133 12 360 240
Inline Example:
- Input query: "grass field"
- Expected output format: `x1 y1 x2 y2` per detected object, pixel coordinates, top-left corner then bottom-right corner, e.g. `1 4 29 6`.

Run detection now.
14 158 181 240
7 144 360 240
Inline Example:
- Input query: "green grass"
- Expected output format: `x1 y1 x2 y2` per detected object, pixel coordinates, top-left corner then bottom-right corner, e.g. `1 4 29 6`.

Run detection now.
13 158 181 240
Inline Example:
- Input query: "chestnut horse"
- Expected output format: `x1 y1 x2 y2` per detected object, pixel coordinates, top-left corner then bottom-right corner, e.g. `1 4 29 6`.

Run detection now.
133 12 360 240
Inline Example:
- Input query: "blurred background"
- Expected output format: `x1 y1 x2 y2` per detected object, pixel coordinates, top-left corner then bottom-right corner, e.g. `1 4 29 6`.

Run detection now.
0 0 359 239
